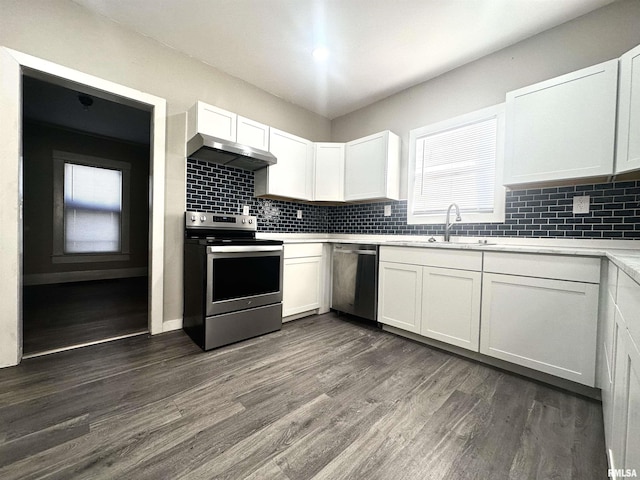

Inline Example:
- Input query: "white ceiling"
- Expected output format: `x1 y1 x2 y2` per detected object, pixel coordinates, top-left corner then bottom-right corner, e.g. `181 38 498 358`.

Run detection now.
71 0 616 119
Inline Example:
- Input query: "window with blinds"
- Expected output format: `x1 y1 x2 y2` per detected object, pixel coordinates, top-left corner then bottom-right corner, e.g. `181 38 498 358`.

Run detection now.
64 163 123 253
52 150 131 262
408 104 505 224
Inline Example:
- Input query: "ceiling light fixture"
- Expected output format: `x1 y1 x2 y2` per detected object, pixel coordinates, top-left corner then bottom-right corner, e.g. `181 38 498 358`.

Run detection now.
312 46 330 62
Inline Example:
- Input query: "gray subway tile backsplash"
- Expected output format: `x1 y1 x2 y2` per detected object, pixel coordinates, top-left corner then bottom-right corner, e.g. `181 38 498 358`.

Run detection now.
186 158 640 239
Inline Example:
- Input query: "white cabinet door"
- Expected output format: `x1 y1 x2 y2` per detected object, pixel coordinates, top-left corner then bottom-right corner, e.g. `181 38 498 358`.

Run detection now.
255 128 314 200
283 256 321 317
421 267 481 352
237 116 269 151
601 272 617 444
624 335 640 474
378 261 422 334
480 273 599 386
610 312 628 471
504 59 618 185
187 101 237 141
314 143 345 201
617 43 640 173
344 131 400 201
610 322 640 474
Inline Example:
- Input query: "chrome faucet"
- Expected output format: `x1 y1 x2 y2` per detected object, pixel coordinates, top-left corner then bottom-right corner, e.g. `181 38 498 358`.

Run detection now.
444 203 461 242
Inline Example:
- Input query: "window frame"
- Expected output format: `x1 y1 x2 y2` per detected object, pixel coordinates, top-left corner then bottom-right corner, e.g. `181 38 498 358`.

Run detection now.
52 150 131 263
407 104 506 225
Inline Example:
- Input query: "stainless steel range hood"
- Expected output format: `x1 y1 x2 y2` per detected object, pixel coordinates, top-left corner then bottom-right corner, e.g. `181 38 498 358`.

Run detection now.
187 133 277 171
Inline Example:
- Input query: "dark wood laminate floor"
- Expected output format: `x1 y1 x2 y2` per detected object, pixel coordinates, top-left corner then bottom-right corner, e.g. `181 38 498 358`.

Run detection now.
22 277 148 355
0 313 607 479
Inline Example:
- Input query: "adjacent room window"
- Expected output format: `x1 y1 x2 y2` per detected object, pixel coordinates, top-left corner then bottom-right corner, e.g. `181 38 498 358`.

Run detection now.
53 151 131 262
64 163 122 253
407 104 506 224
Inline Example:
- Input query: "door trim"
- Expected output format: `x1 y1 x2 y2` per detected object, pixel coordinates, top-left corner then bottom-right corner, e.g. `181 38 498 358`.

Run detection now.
0 47 166 368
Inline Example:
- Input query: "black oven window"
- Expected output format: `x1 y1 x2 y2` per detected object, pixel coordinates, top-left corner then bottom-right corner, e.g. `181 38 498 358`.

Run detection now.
211 256 280 302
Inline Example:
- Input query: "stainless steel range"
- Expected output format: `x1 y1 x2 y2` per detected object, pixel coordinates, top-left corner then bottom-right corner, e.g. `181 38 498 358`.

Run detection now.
183 211 283 350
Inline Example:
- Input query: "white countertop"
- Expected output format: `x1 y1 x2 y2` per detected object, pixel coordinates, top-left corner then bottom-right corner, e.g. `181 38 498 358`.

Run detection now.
257 232 640 284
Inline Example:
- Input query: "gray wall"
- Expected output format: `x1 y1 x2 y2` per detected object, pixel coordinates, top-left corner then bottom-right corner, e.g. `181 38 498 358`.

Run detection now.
331 0 640 198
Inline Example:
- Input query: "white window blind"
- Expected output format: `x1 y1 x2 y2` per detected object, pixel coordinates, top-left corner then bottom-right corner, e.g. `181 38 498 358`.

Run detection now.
64 163 122 253
413 116 498 215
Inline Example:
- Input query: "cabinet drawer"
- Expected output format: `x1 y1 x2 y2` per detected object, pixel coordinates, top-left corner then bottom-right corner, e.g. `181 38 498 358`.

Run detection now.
483 252 600 283
618 271 640 346
380 246 482 271
284 243 323 259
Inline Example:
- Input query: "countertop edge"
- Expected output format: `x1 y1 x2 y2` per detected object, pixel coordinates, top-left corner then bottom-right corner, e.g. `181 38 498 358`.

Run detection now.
258 233 640 285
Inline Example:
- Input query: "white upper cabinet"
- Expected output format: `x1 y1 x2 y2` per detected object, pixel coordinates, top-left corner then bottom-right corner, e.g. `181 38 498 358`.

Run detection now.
504 59 618 185
345 130 400 201
617 43 640 174
314 143 345 202
254 128 314 201
187 101 237 141
236 116 270 151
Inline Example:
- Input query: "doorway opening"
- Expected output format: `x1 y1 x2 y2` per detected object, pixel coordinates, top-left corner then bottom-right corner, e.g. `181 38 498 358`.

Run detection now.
21 75 152 357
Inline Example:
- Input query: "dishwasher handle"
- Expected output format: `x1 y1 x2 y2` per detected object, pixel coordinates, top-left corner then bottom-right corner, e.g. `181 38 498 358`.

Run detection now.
333 244 378 256
334 249 377 255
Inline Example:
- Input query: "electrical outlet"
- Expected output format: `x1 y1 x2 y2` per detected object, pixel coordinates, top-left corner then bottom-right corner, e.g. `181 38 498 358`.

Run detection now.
242 205 250 216
296 210 303 219
384 205 392 217
573 195 590 214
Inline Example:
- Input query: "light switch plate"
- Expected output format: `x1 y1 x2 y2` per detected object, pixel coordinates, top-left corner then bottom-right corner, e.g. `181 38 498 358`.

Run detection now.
296 210 303 219
242 205 250 216
573 195 590 214
384 205 392 217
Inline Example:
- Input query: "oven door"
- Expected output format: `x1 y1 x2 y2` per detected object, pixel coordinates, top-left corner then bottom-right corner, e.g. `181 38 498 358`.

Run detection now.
206 245 283 316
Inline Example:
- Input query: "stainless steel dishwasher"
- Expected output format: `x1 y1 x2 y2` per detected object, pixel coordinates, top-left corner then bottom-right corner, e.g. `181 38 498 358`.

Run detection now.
331 244 379 321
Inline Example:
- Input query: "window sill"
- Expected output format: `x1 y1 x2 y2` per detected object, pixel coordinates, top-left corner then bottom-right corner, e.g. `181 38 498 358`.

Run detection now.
51 253 131 264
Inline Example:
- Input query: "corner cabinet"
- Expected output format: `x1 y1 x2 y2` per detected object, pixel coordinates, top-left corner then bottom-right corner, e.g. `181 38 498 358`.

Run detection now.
480 252 600 386
254 128 314 201
314 143 345 202
344 131 400 201
617 43 640 174
282 243 323 319
504 59 618 185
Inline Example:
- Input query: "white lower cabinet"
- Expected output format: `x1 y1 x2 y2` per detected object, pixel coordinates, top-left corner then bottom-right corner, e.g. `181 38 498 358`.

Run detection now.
480 273 599 386
378 247 482 350
282 244 323 318
610 325 640 474
421 267 481 351
378 261 422 334
605 265 640 475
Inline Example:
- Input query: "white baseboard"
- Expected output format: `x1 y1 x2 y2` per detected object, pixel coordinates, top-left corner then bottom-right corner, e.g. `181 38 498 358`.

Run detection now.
23 267 148 286
283 310 318 323
162 318 183 332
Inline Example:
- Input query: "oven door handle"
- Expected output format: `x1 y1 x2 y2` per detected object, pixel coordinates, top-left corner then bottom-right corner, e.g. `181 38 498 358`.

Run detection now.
207 245 283 253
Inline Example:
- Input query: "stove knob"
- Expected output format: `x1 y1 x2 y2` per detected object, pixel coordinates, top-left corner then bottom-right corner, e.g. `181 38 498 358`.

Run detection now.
200 215 206 222
190 214 196 222
241 219 245 224
248 219 253 224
